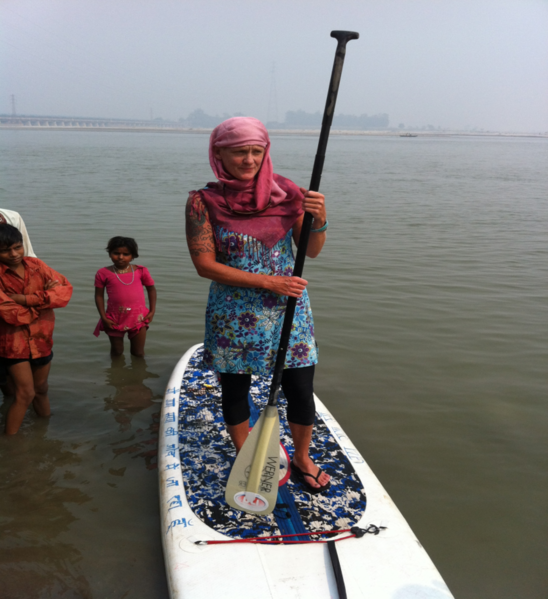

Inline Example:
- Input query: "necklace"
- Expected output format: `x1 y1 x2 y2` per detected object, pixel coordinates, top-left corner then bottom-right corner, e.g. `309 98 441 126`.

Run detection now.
114 265 134 285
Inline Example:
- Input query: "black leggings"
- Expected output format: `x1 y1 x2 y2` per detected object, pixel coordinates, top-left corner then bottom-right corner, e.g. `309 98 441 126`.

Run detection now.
220 365 315 427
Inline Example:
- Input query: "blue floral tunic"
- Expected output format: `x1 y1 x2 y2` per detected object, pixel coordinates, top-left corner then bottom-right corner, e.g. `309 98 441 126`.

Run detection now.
203 226 318 374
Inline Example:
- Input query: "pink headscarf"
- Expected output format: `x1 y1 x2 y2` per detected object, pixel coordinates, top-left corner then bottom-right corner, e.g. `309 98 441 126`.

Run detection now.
192 117 304 249
209 117 287 211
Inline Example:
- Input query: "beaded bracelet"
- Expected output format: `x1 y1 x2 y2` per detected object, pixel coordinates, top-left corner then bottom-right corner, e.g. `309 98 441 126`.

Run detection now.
311 219 329 233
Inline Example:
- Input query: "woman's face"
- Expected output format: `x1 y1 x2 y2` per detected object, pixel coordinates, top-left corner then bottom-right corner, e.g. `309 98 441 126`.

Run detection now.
214 145 266 181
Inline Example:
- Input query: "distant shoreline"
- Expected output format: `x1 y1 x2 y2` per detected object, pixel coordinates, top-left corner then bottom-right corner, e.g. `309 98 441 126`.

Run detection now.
0 125 546 139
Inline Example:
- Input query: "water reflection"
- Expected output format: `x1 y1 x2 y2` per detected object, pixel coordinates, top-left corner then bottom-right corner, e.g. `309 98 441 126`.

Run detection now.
0 419 92 598
104 355 158 430
104 355 162 470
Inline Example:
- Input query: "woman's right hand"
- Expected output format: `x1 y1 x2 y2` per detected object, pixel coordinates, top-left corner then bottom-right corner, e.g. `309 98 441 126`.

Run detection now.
265 276 308 298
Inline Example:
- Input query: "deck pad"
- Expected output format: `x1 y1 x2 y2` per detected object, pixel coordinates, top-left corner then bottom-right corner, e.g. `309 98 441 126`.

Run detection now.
177 346 366 539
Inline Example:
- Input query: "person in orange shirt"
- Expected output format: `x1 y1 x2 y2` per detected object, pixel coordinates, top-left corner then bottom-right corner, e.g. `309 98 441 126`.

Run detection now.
0 224 73 435
0 209 37 394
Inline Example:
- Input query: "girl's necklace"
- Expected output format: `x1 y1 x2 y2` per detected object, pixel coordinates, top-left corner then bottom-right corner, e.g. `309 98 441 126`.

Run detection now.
114 265 135 285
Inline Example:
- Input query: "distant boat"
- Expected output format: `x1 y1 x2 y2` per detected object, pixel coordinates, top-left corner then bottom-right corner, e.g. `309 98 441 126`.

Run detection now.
400 133 418 137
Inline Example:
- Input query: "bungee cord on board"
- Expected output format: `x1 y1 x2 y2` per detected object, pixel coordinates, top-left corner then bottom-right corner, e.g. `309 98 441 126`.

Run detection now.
194 524 387 545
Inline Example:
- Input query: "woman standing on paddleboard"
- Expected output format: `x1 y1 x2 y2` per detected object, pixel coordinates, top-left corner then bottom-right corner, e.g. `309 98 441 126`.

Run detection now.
185 117 330 493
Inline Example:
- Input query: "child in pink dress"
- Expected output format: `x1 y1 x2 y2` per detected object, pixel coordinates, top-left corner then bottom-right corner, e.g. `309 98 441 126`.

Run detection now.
94 236 157 357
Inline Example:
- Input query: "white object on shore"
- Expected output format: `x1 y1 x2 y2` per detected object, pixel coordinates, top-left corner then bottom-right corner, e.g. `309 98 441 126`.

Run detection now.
0 208 37 257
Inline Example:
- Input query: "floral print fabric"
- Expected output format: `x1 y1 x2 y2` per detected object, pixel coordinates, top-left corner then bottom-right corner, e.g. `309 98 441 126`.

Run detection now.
203 227 318 374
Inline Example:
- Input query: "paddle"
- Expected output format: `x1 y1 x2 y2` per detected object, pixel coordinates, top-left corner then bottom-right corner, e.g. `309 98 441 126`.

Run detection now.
226 30 359 516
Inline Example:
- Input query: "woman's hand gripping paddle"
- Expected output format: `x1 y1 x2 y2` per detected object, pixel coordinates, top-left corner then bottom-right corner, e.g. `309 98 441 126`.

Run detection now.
225 30 359 516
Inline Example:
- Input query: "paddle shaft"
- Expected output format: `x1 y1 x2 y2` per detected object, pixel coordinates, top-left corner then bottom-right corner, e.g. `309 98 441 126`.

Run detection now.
268 30 359 406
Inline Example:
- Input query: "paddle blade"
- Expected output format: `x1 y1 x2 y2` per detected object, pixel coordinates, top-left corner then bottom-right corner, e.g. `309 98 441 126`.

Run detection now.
225 405 280 516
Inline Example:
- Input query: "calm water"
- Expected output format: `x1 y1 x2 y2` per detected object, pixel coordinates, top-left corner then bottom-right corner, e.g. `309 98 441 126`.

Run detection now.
0 130 546 598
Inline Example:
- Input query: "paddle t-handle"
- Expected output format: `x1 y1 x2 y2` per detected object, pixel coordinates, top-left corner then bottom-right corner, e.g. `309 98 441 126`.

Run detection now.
268 30 359 406
309 31 361 193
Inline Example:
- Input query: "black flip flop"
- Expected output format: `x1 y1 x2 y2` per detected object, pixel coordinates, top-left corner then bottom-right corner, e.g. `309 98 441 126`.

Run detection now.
290 460 331 495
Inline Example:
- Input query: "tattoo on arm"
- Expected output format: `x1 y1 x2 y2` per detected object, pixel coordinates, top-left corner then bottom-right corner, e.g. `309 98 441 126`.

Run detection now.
185 195 216 257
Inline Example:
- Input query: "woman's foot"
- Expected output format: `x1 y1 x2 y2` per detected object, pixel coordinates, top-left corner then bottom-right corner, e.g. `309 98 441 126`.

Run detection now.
287 421 330 492
290 457 331 493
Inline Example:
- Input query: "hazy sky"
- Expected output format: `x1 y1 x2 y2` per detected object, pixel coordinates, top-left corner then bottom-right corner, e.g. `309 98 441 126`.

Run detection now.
2 0 547 131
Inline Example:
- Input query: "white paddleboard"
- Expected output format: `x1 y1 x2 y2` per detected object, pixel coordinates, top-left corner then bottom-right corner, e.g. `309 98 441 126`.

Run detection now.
159 344 454 598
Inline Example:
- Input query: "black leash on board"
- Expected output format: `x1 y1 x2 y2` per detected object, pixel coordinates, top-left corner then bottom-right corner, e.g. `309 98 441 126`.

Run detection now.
326 526 388 599
327 540 347 599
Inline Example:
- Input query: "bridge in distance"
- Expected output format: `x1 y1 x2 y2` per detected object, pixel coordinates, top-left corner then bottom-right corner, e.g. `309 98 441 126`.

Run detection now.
0 115 187 130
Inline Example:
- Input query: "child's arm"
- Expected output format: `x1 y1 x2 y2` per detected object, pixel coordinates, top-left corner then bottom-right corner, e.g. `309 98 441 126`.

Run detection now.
0 289 40 325
1 266 71 325
24 268 73 310
9 280 59 306
94 287 117 329
145 285 157 323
